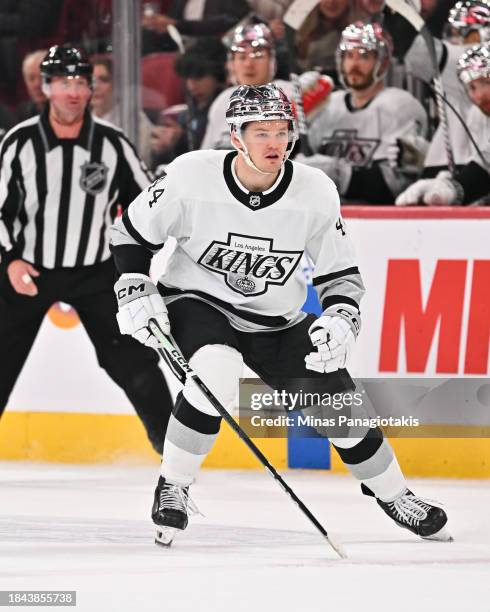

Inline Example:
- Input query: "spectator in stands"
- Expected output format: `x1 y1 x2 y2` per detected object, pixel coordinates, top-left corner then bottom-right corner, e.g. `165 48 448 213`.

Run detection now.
352 0 419 59
150 37 226 167
201 22 293 150
0 1 63 106
15 50 47 122
404 0 490 177
297 22 428 204
396 43 490 205
247 0 293 21
245 1 294 77
141 0 249 54
296 0 353 74
90 57 154 167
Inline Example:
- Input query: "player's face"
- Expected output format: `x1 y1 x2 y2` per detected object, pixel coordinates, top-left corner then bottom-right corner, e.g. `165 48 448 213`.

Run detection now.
444 25 479 45
467 77 490 116
232 46 271 86
319 0 349 19
360 0 385 15
48 75 92 123
91 64 113 116
239 120 290 173
342 48 378 90
463 30 482 44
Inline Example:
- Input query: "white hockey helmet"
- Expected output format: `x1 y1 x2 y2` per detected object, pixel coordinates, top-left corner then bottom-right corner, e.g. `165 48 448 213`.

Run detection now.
227 23 277 82
336 22 393 88
457 42 490 83
228 23 275 54
446 0 490 44
226 83 298 174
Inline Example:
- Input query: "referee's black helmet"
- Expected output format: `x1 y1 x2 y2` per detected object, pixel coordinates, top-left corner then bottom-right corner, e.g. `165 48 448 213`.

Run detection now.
41 45 93 85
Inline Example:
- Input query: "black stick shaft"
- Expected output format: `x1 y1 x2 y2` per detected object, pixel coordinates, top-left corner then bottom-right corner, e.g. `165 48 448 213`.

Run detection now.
148 318 344 558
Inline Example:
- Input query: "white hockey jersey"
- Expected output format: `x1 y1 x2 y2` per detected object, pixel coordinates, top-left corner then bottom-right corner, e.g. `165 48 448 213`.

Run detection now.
466 105 490 169
405 37 474 168
110 150 364 332
200 79 294 151
308 87 428 166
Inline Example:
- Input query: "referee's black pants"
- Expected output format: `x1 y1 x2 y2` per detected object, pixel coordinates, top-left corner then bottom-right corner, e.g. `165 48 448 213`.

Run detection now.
0 259 173 453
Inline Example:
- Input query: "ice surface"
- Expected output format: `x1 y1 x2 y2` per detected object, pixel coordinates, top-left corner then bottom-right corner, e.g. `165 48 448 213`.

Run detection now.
0 463 488 612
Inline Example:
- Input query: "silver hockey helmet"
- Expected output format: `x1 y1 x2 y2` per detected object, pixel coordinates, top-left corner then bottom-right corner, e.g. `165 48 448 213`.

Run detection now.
336 22 393 87
457 43 490 83
447 0 490 43
226 83 298 173
228 23 275 54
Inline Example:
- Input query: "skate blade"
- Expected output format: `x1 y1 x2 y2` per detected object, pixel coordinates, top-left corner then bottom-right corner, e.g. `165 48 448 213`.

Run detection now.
422 525 453 542
155 527 178 547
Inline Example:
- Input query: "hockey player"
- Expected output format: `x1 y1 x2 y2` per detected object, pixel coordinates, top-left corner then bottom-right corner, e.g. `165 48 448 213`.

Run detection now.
396 43 490 205
445 0 490 45
109 83 450 546
404 0 490 176
297 22 428 204
200 22 293 151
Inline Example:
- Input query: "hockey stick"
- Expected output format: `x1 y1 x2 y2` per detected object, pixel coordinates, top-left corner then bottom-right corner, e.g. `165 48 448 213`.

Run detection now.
148 318 345 559
167 24 185 54
385 0 456 175
281 0 317 155
167 25 197 151
290 73 314 156
282 2 332 158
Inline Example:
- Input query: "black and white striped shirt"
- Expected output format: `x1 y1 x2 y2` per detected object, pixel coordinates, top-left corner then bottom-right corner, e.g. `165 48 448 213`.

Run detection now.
0 107 151 269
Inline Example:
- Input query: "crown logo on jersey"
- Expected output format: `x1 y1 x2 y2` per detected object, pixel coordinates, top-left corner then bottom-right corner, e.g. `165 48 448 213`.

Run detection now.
319 129 379 167
235 276 256 293
249 194 261 207
198 233 303 297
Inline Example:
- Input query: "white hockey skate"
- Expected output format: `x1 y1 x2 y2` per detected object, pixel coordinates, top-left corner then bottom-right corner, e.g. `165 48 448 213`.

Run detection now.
151 476 199 547
362 484 453 542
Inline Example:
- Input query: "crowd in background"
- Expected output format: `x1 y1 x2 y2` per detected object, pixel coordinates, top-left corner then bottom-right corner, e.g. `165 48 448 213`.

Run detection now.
0 0 489 205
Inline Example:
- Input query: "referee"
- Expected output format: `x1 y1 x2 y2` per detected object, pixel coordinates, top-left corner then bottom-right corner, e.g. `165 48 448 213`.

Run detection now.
0 45 173 453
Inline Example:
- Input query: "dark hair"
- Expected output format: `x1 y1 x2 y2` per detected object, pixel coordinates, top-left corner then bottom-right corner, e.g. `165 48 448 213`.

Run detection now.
175 38 227 82
91 56 113 77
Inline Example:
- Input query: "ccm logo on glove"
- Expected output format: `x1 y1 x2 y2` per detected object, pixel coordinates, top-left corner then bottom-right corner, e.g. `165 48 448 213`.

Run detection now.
114 273 170 349
117 283 146 300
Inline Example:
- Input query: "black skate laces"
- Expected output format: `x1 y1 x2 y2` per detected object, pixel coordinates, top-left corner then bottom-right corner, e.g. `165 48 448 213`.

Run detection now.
386 490 442 527
159 484 201 517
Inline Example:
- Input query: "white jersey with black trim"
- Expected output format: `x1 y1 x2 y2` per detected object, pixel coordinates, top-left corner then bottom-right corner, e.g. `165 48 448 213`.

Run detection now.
110 149 364 333
405 38 474 168
200 79 294 151
308 87 427 165
466 105 490 169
